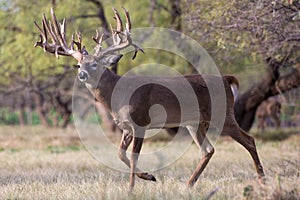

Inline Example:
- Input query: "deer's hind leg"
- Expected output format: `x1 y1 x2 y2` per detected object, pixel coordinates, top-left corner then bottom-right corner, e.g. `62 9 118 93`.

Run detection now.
223 122 265 180
118 129 156 182
186 121 214 187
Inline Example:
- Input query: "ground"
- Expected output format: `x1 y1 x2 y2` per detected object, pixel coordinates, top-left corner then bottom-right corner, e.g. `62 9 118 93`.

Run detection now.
0 126 299 199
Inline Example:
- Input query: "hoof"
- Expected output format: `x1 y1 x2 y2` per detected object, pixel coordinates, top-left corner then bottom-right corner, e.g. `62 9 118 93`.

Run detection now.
187 180 195 188
150 174 156 182
137 173 157 182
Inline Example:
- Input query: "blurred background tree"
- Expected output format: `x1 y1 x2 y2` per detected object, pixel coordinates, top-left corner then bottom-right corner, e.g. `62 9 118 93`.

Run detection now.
0 0 184 128
182 0 300 131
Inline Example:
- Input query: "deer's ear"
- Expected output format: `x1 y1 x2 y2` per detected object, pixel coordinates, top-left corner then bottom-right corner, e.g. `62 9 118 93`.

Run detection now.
101 54 123 67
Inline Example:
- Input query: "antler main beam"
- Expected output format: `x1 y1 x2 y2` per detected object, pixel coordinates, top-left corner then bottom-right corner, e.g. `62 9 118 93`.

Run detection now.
34 8 84 61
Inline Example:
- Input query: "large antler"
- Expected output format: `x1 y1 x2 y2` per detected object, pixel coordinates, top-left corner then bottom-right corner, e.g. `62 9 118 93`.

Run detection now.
92 7 144 60
34 8 85 61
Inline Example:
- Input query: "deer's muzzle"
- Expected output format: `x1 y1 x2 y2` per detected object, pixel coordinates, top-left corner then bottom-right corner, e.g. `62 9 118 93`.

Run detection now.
78 70 89 82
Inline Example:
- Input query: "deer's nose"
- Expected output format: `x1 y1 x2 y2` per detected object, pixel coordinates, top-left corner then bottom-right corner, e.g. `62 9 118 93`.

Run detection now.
78 70 89 82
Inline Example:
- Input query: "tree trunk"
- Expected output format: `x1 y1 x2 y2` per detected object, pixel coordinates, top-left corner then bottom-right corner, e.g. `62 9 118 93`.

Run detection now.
169 0 182 31
33 92 50 127
234 59 300 132
54 93 72 128
61 111 71 128
51 111 60 127
271 65 300 95
18 94 26 126
19 105 26 126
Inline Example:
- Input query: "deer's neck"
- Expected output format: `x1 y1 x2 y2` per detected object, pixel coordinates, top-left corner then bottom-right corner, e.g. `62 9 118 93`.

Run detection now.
85 68 120 111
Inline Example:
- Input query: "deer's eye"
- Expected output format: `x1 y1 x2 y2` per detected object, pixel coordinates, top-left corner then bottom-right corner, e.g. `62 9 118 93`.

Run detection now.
91 63 98 70
73 64 81 69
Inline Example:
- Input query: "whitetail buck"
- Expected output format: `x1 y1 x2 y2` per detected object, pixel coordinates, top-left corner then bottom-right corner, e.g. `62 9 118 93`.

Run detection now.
34 8 265 190
256 98 281 131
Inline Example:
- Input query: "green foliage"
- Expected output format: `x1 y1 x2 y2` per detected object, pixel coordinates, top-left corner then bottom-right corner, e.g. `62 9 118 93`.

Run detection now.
0 108 62 126
0 108 19 125
2 0 248 91
30 112 41 125
182 0 300 77
3 0 299 128
86 113 101 124
1 0 298 87
0 0 182 87
181 0 261 74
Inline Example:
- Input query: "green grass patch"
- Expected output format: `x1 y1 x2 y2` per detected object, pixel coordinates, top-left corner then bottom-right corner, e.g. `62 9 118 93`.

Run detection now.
46 145 81 154
9 148 20 153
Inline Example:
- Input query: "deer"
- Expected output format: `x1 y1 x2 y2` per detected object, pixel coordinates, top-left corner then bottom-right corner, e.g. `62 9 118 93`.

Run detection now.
34 7 265 191
256 97 281 131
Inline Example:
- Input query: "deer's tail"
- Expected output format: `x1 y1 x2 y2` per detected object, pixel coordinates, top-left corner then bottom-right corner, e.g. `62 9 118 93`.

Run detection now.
224 75 239 101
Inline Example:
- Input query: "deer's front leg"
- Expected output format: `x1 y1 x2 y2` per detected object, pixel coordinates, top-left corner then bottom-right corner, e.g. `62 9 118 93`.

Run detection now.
118 129 156 182
118 129 133 164
129 127 146 191
186 122 214 187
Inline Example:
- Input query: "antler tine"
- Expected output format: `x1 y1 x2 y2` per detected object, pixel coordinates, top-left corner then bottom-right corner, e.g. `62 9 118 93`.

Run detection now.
47 19 62 58
33 34 43 48
131 44 145 60
110 23 117 44
59 18 67 46
41 16 48 42
92 7 145 59
92 30 104 56
122 6 131 31
73 32 82 51
93 30 103 46
33 21 46 48
70 33 75 50
50 7 65 47
92 29 99 43
42 13 57 44
98 33 104 45
112 7 123 32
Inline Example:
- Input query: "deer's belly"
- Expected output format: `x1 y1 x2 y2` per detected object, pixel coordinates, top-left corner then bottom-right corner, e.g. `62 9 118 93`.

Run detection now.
148 115 202 129
112 104 204 130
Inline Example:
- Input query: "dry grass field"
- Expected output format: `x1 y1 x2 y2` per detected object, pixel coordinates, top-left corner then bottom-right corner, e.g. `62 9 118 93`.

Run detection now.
0 126 299 199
